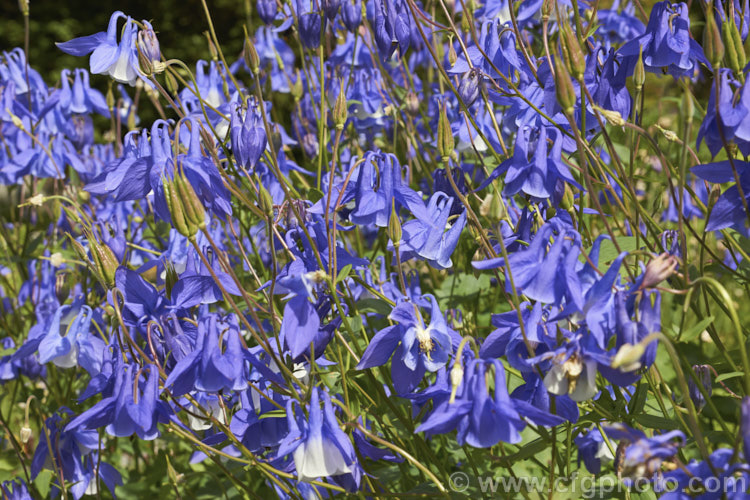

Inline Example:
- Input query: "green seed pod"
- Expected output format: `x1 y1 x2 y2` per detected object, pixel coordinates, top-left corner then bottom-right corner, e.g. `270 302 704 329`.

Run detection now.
388 198 402 245
633 46 646 90
438 104 454 161
703 4 725 68
553 54 576 117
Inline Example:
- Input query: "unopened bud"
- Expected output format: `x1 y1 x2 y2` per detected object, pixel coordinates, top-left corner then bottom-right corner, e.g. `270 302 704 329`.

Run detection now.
641 252 678 289
596 106 625 127
704 5 725 69
457 68 481 106
437 104 454 160
611 343 645 372
55 271 70 304
448 42 457 67
244 33 260 75
292 71 304 100
258 183 275 218
688 364 712 412
20 426 32 444
449 361 464 403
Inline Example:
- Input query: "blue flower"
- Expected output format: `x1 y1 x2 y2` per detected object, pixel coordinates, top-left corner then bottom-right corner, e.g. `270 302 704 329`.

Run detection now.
165 313 248 395
604 423 685 486
618 1 707 78
417 359 526 447
692 160 750 236
277 388 359 485
32 409 122 499
391 191 467 269
57 11 144 85
67 360 170 440
575 428 614 474
357 295 457 393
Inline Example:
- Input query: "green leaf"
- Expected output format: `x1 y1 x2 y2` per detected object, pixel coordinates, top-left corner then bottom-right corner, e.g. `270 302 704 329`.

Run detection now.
356 298 392 316
677 316 714 342
633 413 679 430
715 371 744 383
336 264 352 283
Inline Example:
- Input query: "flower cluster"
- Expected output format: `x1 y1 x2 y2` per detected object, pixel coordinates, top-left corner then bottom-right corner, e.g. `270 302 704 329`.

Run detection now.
1 0 750 497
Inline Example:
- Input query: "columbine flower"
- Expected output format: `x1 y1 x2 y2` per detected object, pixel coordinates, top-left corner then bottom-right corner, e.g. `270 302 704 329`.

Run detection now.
357 295 456 394
57 11 144 85
575 428 614 474
277 388 359 486
417 359 526 447
604 423 684 486
618 1 707 78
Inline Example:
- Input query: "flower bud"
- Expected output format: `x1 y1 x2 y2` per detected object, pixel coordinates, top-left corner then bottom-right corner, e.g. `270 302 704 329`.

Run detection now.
138 23 164 75
322 0 341 19
641 252 678 289
244 34 260 75
437 104 454 161
703 5 725 68
258 183 275 218
457 68 481 106
257 0 278 24
688 364 712 412
20 426 32 444
449 361 464 403
405 91 420 115
611 343 645 372
55 272 70 304
553 54 576 117
299 12 323 49
388 199 402 244
341 0 362 31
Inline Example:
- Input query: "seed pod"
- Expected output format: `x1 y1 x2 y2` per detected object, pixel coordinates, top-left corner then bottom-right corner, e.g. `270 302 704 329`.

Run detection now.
437 104 454 161
333 81 348 130
703 4 725 68
633 46 646 90
553 54 576 117
388 199 402 244
559 16 586 80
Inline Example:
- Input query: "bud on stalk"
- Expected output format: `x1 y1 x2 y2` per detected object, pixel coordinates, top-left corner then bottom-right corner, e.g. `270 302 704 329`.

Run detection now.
243 32 260 75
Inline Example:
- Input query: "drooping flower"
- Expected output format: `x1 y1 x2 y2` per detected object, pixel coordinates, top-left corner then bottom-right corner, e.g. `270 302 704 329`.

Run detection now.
277 388 360 486
57 11 144 85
